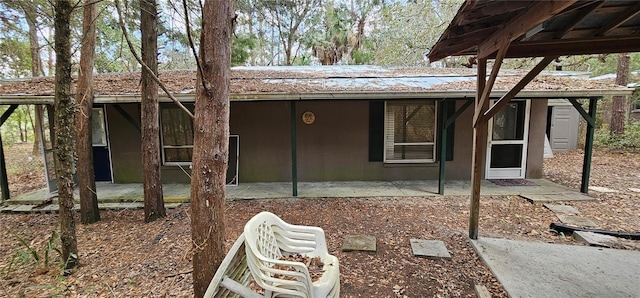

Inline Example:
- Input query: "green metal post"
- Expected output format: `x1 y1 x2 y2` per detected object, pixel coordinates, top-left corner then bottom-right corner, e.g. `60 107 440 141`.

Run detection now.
0 104 19 201
0 132 8 202
438 100 448 195
581 97 598 193
290 102 298 196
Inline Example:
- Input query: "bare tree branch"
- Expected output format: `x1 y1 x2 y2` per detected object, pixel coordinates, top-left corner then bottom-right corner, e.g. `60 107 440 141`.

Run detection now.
114 0 194 119
182 0 207 92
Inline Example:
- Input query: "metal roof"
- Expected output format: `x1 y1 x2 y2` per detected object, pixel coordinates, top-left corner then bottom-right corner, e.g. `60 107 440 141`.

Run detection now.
0 66 632 104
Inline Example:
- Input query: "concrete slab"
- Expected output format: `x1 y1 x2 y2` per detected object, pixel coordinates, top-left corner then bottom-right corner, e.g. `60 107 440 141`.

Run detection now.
342 235 376 252
556 214 598 228
410 239 451 259
472 237 640 298
520 193 595 203
11 205 35 212
543 203 580 214
5 179 592 212
573 231 619 248
588 186 619 193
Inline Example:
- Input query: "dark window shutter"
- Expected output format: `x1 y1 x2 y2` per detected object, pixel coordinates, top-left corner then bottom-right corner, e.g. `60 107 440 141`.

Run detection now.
369 101 384 161
445 100 455 161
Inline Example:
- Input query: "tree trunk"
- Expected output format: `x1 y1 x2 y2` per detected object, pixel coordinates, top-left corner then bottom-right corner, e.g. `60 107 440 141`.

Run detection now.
141 0 165 222
610 52 630 135
54 0 78 270
76 0 100 224
26 3 45 154
191 0 234 296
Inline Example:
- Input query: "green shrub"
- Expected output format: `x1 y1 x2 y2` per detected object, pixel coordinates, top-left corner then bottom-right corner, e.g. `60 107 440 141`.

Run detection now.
595 121 640 151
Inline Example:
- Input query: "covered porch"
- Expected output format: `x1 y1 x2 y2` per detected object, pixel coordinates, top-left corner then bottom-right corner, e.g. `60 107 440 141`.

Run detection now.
1 178 593 213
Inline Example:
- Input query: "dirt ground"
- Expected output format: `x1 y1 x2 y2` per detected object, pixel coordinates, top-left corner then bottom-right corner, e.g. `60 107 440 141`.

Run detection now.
0 144 638 297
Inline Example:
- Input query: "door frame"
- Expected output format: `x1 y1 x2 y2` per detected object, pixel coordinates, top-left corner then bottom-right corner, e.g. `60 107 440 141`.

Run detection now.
92 106 114 182
485 99 531 179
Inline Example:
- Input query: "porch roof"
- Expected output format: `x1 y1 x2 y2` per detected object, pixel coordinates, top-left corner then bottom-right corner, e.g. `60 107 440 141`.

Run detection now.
428 0 640 61
0 66 632 105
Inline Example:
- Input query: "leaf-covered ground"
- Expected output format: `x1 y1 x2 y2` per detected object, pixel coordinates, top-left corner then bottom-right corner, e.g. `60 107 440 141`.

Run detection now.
0 146 638 297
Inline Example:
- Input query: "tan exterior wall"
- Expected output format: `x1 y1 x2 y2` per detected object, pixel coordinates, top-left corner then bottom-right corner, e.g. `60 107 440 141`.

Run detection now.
106 104 143 183
231 100 477 182
105 98 547 183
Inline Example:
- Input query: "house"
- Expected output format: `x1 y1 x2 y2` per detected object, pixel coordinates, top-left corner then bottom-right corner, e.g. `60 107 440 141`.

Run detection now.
0 66 631 197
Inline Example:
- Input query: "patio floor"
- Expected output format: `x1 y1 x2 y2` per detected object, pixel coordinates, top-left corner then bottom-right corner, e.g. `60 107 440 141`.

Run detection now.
1 179 593 213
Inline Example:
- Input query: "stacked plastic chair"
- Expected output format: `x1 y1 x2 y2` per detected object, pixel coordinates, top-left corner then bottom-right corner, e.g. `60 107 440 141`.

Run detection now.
244 211 340 298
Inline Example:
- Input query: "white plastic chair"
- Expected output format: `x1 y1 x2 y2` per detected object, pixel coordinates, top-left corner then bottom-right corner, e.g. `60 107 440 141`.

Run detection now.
243 211 340 298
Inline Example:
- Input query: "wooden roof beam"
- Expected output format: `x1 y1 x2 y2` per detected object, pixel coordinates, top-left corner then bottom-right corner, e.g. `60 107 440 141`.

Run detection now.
552 1 604 39
593 2 640 36
501 36 640 58
482 56 557 123
477 0 577 59
473 40 509 128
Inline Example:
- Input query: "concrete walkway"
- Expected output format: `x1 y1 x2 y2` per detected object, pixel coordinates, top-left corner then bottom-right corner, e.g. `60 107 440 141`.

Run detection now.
472 237 640 297
1 179 593 213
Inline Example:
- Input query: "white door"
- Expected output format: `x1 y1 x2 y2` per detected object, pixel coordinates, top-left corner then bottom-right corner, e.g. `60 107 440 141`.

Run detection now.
486 100 530 179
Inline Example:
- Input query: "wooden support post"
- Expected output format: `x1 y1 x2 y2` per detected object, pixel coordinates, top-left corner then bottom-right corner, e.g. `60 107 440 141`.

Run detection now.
470 59 488 240
581 97 598 193
0 104 19 202
290 102 298 197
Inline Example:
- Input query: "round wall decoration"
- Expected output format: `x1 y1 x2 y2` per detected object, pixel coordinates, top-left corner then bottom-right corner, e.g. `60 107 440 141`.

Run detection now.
302 111 316 124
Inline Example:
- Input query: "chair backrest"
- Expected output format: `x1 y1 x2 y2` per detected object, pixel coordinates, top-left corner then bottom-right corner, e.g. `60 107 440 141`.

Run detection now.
254 219 283 260
244 212 312 297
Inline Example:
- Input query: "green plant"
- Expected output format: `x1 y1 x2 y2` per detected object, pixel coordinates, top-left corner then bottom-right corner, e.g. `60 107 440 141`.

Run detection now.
594 121 640 151
2 230 63 277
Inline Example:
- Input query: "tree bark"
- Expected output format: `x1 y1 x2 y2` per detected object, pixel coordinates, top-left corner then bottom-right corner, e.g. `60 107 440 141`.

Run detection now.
141 0 165 222
76 0 100 224
610 52 630 135
54 0 78 270
191 0 234 296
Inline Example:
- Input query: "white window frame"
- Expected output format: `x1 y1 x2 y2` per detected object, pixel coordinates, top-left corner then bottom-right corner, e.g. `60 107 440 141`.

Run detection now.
383 100 437 164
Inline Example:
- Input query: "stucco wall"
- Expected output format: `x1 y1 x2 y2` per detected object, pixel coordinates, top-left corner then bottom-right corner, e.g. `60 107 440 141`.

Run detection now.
525 99 548 178
106 104 143 183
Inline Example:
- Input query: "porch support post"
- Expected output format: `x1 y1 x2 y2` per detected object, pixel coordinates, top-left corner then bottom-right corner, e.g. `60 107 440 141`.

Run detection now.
290 101 298 196
469 58 488 240
581 97 598 193
567 97 598 193
0 104 19 201
438 99 448 195
438 98 474 195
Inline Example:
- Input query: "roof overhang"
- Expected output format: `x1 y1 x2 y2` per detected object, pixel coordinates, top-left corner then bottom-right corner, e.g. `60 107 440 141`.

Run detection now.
0 89 632 105
428 0 640 61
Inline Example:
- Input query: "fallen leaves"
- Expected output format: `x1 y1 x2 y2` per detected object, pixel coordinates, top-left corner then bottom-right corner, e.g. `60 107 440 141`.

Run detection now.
0 149 638 297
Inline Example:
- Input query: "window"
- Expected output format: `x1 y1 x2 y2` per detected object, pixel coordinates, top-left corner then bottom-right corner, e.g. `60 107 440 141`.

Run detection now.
384 101 436 163
91 108 107 146
161 104 194 165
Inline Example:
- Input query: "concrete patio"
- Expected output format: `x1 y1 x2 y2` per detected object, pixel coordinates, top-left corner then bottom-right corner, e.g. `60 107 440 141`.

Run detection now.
1 179 593 213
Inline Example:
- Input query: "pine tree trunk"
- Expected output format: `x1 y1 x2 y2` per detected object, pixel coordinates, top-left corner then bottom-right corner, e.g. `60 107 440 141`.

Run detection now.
26 2 44 154
76 0 100 224
141 0 165 222
54 0 78 270
610 52 630 135
191 1 234 296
